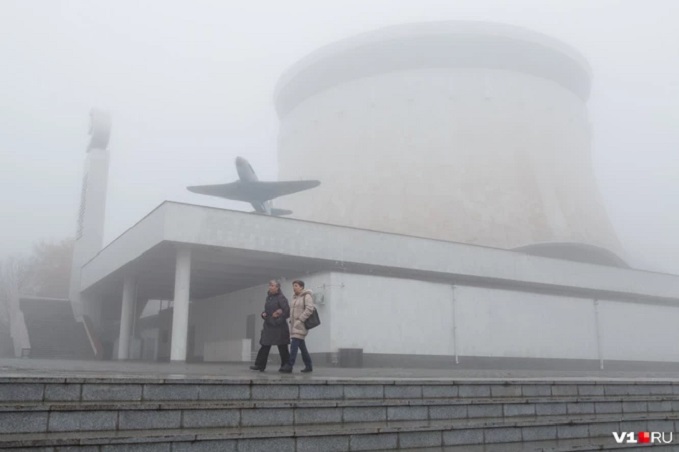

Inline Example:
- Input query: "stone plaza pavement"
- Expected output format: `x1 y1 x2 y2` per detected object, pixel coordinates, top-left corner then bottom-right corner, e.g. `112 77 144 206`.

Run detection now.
3 358 679 382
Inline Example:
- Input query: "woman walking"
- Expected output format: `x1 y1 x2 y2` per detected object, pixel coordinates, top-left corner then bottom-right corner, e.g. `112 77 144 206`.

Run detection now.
280 280 315 373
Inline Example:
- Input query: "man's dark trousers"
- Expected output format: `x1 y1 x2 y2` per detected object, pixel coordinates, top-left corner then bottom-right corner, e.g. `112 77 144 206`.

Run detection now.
254 344 290 369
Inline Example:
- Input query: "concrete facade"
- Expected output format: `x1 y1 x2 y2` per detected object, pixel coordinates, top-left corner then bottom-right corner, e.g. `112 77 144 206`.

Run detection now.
274 22 621 256
187 271 679 366
77 202 679 368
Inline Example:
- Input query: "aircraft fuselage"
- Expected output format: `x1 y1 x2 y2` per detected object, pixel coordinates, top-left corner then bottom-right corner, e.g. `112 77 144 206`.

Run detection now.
235 157 271 214
235 156 258 182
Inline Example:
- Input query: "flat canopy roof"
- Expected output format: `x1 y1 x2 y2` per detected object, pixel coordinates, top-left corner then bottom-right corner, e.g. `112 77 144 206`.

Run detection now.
81 202 679 305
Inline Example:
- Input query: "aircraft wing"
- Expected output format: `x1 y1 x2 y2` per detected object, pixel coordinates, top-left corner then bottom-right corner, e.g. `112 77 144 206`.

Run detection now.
187 182 256 202
187 180 320 202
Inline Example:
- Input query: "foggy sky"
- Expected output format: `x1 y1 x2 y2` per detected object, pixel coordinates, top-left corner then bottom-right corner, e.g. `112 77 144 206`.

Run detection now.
1 0 678 274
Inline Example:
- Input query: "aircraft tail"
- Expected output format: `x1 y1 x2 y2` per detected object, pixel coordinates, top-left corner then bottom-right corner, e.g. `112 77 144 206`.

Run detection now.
271 208 293 216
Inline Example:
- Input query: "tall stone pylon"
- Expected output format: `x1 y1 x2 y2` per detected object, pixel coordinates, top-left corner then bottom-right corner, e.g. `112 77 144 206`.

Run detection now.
69 109 111 321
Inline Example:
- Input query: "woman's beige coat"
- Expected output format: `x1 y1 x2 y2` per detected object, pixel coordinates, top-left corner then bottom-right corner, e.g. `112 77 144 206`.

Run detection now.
290 289 315 340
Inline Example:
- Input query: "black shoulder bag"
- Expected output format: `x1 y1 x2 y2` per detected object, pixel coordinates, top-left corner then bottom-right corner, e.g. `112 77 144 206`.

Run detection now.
303 294 321 330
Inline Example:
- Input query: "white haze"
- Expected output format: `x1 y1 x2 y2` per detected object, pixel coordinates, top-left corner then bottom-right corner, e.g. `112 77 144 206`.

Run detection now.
0 0 677 274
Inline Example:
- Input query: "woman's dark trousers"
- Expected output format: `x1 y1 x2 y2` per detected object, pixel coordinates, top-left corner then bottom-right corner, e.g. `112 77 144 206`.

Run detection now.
289 338 312 369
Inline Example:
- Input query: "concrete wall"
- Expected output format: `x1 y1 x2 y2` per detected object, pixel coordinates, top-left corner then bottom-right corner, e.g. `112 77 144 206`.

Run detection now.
322 273 679 364
598 301 679 362
190 273 333 361
328 272 454 355
190 284 264 360
453 286 598 360
139 269 679 366
277 67 620 255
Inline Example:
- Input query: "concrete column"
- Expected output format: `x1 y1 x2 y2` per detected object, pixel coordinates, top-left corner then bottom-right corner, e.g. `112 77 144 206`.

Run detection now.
451 285 459 364
117 275 135 360
171 246 192 361
593 299 604 370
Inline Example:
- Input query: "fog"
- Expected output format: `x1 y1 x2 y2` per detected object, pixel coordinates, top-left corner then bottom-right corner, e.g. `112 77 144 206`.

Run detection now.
1 0 678 274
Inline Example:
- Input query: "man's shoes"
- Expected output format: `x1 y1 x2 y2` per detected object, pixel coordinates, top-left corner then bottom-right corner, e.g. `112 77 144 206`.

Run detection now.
279 364 293 373
300 367 313 373
249 365 265 372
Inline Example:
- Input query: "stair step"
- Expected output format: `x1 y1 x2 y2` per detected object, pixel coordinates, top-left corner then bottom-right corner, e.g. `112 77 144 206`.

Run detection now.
1 395 678 414
1 412 677 448
394 436 669 451
3 392 678 404
2 377 679 449
2 380 679 403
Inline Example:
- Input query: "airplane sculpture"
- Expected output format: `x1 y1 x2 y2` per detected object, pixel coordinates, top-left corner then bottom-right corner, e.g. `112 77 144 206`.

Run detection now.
187 156 320 216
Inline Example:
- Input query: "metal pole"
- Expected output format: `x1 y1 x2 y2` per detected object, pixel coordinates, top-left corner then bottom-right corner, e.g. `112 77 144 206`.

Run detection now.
452 285 459 365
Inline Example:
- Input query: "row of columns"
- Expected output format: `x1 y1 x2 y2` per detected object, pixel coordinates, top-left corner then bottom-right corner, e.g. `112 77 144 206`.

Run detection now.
117 246 192 361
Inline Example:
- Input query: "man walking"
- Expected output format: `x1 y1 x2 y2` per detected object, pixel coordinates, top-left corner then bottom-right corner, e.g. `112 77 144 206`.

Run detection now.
250 280 290 372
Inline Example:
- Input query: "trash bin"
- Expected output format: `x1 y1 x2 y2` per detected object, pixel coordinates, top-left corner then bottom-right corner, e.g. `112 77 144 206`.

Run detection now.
338 348 363 368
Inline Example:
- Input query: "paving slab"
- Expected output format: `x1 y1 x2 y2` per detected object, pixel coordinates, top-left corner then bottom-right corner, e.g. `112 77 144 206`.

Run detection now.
3 358 679 383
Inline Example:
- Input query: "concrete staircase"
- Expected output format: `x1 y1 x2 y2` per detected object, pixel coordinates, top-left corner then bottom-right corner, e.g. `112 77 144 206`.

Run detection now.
20 298 94 360
0 323 13 357
0 377 678 451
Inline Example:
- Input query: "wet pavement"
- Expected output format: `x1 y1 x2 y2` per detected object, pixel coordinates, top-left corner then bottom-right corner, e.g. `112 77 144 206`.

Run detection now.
2 358 679 382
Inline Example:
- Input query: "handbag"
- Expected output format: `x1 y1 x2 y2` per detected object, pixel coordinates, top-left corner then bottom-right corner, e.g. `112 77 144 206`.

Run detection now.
304 309 321 330
303 295 321 330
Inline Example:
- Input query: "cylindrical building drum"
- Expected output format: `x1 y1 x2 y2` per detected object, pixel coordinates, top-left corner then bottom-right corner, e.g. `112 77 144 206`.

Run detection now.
274 22 622 256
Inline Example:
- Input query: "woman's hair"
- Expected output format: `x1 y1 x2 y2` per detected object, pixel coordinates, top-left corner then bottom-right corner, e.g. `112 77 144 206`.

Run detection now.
269 279 281 289
292 280 305 288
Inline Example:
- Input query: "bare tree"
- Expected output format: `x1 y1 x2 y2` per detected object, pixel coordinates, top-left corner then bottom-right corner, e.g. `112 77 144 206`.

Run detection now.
0 238 74 323
0 255 31 326
24 238 74 298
